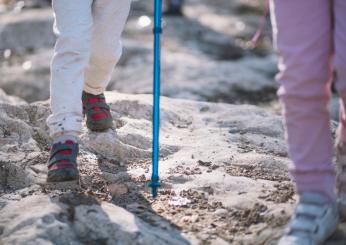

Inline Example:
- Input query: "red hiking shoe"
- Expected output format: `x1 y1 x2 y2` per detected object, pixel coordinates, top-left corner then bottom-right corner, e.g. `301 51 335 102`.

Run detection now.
82 91 113 131
47 140 79 182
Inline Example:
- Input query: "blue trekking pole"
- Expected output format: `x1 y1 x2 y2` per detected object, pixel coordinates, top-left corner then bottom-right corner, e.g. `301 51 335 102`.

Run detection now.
149 0 162 198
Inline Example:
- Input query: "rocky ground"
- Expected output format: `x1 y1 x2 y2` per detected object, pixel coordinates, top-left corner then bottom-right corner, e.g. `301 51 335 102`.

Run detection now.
0 0 345 244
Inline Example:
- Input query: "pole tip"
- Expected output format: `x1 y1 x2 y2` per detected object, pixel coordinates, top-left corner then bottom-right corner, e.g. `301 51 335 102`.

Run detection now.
152 187 158 198
149 178 161 198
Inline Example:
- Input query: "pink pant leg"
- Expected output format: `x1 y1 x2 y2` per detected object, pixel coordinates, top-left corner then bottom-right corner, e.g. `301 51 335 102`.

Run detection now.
334 0 346 141
270 0 336 202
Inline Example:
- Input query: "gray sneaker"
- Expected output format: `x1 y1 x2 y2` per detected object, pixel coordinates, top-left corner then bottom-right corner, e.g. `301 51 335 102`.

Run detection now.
336 138 346 219
278 192 339 245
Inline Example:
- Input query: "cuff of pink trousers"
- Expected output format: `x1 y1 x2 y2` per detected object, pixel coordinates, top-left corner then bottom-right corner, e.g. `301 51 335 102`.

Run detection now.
291 170 337 203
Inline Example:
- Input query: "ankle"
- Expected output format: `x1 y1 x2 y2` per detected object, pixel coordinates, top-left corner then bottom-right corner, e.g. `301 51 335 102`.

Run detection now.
292 171 337 204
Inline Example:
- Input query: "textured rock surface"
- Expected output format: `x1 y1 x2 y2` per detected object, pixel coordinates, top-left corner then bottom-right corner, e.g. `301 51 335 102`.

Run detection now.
0 88 25 104
0 2 278 104
0 194 187 245
0 91 345 244
0 0 344 244
0 9 54 50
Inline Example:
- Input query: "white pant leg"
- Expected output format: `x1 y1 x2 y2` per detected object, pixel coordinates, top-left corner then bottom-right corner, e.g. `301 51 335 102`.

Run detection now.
47 0 93 137
83 0 131 95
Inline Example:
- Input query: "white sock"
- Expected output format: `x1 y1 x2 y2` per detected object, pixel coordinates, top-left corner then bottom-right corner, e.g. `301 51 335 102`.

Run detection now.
52 135 79 144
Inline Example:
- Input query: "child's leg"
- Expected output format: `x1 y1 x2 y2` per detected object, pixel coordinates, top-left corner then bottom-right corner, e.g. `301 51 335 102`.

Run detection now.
83 0 131 95
46 0 93 182
47 0 93 138
271 1 339 244
270 0 335 202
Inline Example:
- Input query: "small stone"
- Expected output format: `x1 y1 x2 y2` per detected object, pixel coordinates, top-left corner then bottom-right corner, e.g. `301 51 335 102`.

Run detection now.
198 160 212 167
200 106 210 112
107 183 128 197
214 208 228 217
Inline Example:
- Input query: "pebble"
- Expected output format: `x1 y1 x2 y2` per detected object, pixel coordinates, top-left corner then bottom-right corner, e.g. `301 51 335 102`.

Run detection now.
214 208 228 217
107 183 128 197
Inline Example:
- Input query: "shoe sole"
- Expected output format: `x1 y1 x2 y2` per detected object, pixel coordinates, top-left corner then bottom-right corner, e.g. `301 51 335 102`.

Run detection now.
87 121 113 132
40 179 81 191
47 166 79 179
